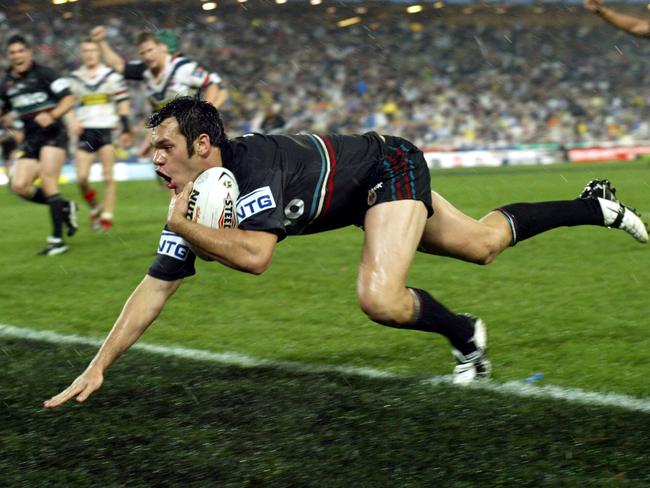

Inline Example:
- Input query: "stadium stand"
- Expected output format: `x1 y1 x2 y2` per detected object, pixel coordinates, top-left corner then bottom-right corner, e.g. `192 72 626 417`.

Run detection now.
1 2 650 149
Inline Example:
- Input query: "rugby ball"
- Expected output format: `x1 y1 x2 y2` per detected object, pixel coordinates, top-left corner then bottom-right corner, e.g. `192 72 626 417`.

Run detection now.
186 167 239 261
186 167 239 229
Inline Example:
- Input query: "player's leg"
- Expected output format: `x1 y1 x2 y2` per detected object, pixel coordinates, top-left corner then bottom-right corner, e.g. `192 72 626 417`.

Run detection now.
357 135 490 383
419 190 512 265
97 143 116 230
10 157 46 203
77 130 103 228
495 179 647 244
420 180 647 263
358 200 488 383
75 148 100 221
357 200 427 326
39 145 68 238
39 145 77 254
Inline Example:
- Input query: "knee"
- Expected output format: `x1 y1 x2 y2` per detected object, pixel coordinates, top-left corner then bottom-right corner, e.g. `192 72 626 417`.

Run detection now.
472 241 500 265
357 286 413 326
466 230 505 266
11 180 31 197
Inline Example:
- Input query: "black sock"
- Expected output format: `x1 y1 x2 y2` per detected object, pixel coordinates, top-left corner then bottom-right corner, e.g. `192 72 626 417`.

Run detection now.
496 199 604 245
407 288 477 356
47 194 66 239
20 187 48 205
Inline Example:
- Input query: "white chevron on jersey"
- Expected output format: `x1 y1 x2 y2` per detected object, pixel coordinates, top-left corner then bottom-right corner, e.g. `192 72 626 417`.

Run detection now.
144 55 221 111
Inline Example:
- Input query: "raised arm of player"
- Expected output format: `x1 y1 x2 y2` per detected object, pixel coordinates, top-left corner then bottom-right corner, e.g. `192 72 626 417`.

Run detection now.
90 26 126 74
584 0 650 36
203 83 229 110
43 275 182 409
167 182 277 274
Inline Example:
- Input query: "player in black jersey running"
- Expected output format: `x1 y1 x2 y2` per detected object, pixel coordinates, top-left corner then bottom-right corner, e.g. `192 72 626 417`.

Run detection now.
0 35 78 255
45 97 648 408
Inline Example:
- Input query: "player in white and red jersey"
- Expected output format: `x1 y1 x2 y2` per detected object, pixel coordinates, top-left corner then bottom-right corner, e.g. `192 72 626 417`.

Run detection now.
68 38 132 231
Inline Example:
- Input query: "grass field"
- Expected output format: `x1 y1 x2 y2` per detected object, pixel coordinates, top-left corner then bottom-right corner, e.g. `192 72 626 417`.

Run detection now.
1 161 650 486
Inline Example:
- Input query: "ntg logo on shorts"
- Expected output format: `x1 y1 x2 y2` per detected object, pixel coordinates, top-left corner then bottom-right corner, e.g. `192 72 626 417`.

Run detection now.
236 186 276 223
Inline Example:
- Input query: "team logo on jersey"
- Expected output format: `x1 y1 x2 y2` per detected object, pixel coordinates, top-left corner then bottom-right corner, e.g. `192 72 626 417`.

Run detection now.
236 186 276 223
157 230 190 261
50 77 71 94
11 92 48 108
367 182 383 206
6 82 21 96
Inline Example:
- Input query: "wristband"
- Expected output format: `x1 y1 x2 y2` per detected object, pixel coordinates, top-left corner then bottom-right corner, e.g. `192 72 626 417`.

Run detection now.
119 115 131 133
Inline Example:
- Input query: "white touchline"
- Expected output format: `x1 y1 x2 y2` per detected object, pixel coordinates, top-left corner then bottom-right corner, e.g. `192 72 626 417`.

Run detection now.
3 323 650 414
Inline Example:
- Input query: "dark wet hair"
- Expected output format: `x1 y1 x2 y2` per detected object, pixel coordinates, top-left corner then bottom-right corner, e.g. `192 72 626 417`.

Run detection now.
147 96 227 157
7 34 30 50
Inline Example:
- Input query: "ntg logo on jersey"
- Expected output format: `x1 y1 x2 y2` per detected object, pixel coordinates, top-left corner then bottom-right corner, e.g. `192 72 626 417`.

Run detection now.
236 186 276 223
158 231 190 261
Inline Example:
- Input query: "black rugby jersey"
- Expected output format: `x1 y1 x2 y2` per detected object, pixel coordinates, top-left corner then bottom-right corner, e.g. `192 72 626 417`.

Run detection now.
0 63 72 134
223 132 387 238
148 132 432 281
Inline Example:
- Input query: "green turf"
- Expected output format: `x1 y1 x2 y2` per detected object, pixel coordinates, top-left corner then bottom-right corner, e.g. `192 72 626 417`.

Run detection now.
1 161 649 399
3 337 650 487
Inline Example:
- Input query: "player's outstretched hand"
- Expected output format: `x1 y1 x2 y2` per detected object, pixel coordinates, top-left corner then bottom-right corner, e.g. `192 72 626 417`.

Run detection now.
167 181 193 231
584 0 603 12
43 367 104 409
90 25 107 42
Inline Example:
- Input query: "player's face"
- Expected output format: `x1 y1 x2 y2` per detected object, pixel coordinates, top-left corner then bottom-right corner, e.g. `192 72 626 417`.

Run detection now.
81 42 101 68
7 42 32 74
138 40 166 71
151 118 205 193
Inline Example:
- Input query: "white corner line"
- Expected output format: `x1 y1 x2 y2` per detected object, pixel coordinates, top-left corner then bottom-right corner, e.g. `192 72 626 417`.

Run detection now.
3 323 650 414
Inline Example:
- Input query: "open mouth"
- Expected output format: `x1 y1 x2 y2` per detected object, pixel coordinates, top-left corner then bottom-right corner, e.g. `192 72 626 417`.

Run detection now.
155 170 174 189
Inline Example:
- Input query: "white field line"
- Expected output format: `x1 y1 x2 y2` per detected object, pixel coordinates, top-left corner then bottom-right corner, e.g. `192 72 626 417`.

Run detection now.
3 323 650 414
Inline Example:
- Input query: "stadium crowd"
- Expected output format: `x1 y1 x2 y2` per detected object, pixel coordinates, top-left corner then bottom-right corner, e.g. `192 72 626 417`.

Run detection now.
2 5 650 148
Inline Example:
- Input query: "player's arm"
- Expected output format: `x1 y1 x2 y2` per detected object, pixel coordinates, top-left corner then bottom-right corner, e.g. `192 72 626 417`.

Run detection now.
43 275 182 409
64 106 83 136
64 113 82 135
35 71 75 128
203 83 228 110
63 78 81 134
189 65 228 109
117 99 133 147
0 90 11 127
168 182 277 274
50 94 75 120
585 0 650 36
1 124 23 145
34 94 75 128
90 26 126 74
0 112 12 129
